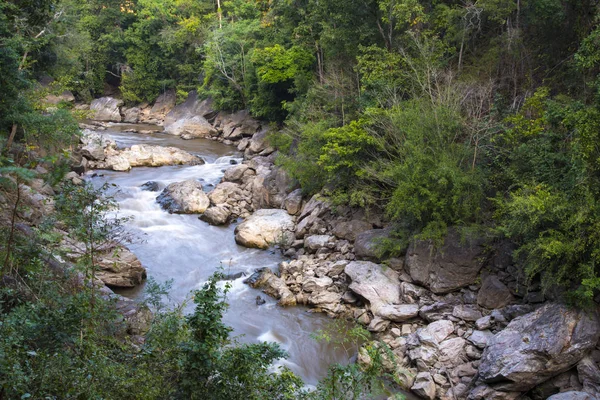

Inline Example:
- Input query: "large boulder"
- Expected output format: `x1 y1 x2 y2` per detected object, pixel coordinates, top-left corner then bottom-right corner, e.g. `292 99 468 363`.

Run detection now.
200 205 231 226
96 246 147 288
477 275 514 309
208 182 243 205
405 228 486 294
332 220 373 241
149 89 176 118
354 228 391 261
344 261 400 315
80 129 115 161
123 107 141 123
95 145 203 171
234 209 295 249
156 180 210 214
215 110 260 140
478 303 600 392
90 97 123 122
246 128 274 156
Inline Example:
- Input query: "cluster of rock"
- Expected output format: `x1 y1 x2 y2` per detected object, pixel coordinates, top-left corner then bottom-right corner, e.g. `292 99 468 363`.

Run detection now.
79 129 204 171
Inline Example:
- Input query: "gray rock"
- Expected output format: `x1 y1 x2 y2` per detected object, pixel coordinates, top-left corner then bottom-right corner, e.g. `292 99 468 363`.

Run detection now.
123 107 141 123
405 227 486 294
368 317 390 332
422 319 454 344
200 205 231 225
467 384 521 400
475 315 492 330
354 228 390 261
302 276 333 292
546 392 596 400
378 304 419 322
304 235 335 252
243 268 296 306
344 261 400 315
419 302 454 322
140 181 160 192
411 372 436 400
477 275 514 309
453 305 483 321
150 89 176 117
247 128 273 155
234 209 295 249
478 303 600 392
577 357 600 398
90 97 123 122
468 330 495 349
216 109 260 139
283 189 303 215
439 337 468 367
332 220 372 241
163 92 217 137
156 180 210 214
223 164 251 183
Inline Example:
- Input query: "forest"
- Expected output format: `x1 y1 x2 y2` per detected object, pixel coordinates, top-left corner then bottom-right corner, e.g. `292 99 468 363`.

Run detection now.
2 0 600 398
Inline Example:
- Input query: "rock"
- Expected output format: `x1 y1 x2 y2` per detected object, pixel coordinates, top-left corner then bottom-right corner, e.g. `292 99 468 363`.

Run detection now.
200 205 231 225
453 305 483 321
123 107 141 123
247 128 273 155
478 303 600 392
95 145 203 171
475 315 492 330
223 164 250 183
156 180 210 214
546 392 596 400
80 129 114 161
467 385 521 400
327 260 348 277
302 276 333 292
438 337 468 368
577 357 600 398
256 296 266 305
234 209 295 249
90 97 123 122
477 275 514 309
221 272 246 280
468 330 494 349
354 229 391 260
411 372 436 400
169 115 217 139
401 282 428 303
422 319 454 344
150 89 176 118
378 304 419 322
344 261 400 315
304 235 335 252
283 189 303 215
405 227 486 294
140 181 160 192
419 302 455 322
259 167 294 208
44 90 75 105
216 110 260 139
208 182 242 205
96 246 146 288
409 345 439 370
308 291 343 309
332 220 373 241
368 317 390 332
163 92 217 137
244 268 296 306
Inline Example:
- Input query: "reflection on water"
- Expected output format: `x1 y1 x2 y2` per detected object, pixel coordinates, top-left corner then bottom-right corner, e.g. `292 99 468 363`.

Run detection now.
89 127 349 386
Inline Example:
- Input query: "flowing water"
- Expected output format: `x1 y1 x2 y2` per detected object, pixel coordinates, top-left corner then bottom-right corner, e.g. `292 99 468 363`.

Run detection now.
87 124 349 386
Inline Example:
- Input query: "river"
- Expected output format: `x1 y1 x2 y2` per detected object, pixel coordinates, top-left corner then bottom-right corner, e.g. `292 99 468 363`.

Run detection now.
87 124 349 386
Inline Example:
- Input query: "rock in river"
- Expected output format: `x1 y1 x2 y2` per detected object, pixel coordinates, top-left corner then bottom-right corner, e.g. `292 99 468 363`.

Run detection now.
234 209 295 249
156 180 210 214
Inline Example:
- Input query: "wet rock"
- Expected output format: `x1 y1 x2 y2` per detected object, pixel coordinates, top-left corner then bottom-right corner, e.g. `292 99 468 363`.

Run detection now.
95 144 204 171
244 268 296 306
256 296 266 305
478 303 600 392
405 227 486 294
96 246 147 288
90 97 123 122
234 209 295 249
411 372 436 400
200 205 231 225
477 275 514 309
332 220 373 241
221 272 246 280
354 228 391 260
344 261 400 315
140 181 160 191
156 180 210 214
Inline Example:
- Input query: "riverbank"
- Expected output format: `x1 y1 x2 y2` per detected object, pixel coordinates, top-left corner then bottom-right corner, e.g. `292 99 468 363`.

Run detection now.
75 93 600 400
